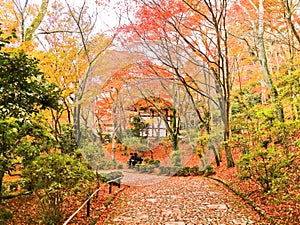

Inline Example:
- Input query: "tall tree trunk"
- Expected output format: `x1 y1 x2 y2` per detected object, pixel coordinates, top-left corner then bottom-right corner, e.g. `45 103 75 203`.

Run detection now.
111 132 116 162
210 145 220 167
23 0 50 42
258 0 284 122
74 104 81 146
220 1 235 167
0 171 4 202
224 98 235 167
171 107 179 151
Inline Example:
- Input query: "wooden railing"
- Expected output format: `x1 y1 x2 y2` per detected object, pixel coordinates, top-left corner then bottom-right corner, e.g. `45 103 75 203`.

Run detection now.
107 177 122 194
63 176 123 225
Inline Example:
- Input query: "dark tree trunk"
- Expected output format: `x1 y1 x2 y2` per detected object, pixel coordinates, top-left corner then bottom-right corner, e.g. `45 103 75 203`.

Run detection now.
0 171 4 202
210 145 220 167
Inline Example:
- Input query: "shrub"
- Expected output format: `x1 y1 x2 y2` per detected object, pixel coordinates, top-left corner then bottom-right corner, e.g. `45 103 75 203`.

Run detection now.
169 166 179 175
153 160 160 168
140 164 148 173
22 153 95 224
147 165 155 173
97 160 116 170
173 166 204 176
0 207 13 224
144 158 160 168
159 166 166 174
200 164 215 177
176 167 190 176
144 158 150 164
135 164 141 171
159 166 172 175
190 166 203 176
238 147 295 193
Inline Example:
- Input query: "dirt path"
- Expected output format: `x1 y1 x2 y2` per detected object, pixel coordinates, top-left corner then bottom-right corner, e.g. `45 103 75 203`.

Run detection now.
99 176 265 225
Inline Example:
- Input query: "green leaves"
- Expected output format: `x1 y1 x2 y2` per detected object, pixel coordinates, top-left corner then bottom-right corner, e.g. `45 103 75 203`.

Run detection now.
0 51 60 119
0 28 61 200
22 153 95 223
0 28 16 49
238 147 297 194
24 153 94 191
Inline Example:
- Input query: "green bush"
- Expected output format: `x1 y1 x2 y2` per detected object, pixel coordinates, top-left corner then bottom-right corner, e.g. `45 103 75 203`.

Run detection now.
173 166 205 176
159 166 172 175
190 166 203 176
159 166 166 174
175 167 189 176
238 147 295 193
153 160 160 168
22 153 95 224
147 165 155 173
97 160 116 170
0 207 13 224
135 164 141 171
140 164 148 173
143 158 160 168
200 164 215 177
165 166 172 175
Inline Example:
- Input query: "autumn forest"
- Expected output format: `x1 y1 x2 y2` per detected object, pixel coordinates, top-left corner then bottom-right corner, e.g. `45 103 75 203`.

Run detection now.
0 0 299 224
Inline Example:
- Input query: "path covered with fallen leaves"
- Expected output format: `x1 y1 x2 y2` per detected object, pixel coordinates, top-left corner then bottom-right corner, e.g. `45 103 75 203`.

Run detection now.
99 176 265 225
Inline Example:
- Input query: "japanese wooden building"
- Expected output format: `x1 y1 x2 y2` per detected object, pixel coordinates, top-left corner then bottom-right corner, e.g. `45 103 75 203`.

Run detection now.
127 96 173 137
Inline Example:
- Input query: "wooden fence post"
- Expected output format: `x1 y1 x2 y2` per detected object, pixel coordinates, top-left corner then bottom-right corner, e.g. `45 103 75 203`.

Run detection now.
63 177 123 225
109 183 113 194
87 199 90 217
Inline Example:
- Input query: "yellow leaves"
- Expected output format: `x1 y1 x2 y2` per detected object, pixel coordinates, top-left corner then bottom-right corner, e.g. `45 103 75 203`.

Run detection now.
11 128 18 133
143 118 154 125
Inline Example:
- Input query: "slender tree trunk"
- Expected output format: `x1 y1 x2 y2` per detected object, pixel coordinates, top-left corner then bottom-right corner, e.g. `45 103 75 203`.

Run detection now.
258 0 284 122
0 171 4 202
74 104 81 146
221 1 235 168
111 134 116 162
258 0 273 91
23 0 50 41
224 98 235 167
210 145 220 167
171 108 179 151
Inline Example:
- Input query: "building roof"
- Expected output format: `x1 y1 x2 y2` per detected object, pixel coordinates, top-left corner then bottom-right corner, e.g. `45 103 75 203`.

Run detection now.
127 96 173 113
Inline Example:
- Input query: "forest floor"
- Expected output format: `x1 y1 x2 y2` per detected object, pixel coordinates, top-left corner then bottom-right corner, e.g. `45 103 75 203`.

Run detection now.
98 175 266 225
2 143 299 224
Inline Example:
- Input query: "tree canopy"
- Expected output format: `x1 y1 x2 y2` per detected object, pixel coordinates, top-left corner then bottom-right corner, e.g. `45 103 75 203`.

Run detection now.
0 0 300 223
0 27 60 200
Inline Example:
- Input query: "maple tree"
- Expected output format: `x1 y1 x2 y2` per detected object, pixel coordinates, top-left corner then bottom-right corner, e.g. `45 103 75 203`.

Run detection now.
0 0 118 151
0 0 300 223
226 1 300 223
84 49 143 163
231 0 286 122
110 0 235 167
0 0 49 43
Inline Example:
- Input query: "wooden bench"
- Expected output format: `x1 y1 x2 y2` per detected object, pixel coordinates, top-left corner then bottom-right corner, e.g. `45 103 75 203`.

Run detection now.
107 177 122 194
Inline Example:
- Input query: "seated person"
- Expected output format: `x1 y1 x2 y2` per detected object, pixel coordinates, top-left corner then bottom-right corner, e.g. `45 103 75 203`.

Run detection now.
135 153 143 164
128 153 135 168
128 153 143 168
